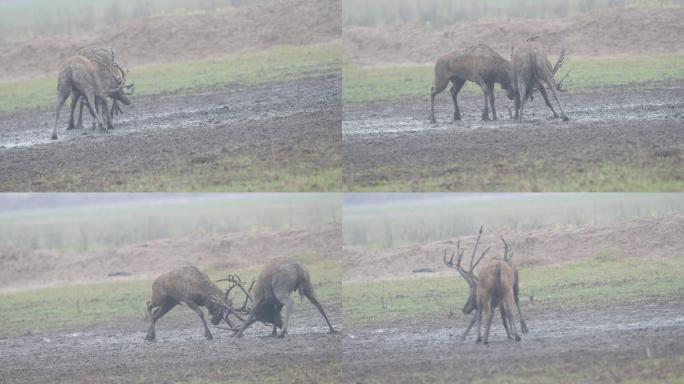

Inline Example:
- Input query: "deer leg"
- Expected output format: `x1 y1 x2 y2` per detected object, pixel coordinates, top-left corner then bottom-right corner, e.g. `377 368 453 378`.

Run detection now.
233 313 257 337
505 304 521 341
185 302 213 340
430 75 449 123
483 306 495 345
67 93 79 130
538 86 559 118
543 76 569 121
517 80 529 121
83 92 104 130
145 299 176 342
487 83 498 120
500 305 512 340
449 78 465 121
478 82 490 121
51 92 69 140
274 292 294 338
462 312 477 340
305 293 337 334
475 305 483 344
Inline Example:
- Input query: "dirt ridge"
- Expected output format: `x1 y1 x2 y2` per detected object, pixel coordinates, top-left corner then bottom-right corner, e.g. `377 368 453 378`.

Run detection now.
344 8 684 65
343 214 684 282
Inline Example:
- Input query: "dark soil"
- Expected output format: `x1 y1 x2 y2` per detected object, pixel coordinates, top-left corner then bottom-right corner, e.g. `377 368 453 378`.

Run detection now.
0 74 341 191
343 84 684 191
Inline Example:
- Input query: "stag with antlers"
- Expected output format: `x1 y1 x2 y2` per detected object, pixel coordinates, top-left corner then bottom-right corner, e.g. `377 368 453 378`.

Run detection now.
443 227 527 344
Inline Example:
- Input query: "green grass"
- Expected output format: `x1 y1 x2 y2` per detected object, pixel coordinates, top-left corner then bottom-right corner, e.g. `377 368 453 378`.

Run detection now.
342 254 684 327
0 256 341 337
0 43 341 114
343 54 684 104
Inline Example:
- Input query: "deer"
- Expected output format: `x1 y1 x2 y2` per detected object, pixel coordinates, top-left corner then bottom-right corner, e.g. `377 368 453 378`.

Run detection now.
430 44 516 123
443 227 527 344
71 47 133 131
511 39 569 121
233 257 337 338
144 266 234 341
51 49 133 140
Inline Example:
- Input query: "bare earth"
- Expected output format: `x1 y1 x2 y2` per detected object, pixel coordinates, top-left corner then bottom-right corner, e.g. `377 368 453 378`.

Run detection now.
343 84 684 191
343 214 684 283
0 74 341 191
341 215 684 383
0 0 340 81
0 225 341 293
344 8 684 65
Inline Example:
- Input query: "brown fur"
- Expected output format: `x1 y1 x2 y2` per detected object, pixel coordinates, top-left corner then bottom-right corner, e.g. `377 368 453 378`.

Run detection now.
234 257 336 338
71 47 131 131
145 266 231 341
430 44 515 123
511 42 568 121
462 260 521 345
51 51 126 140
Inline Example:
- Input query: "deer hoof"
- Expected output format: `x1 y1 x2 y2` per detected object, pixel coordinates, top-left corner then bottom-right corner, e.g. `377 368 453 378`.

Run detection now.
515 336 521 342
562 116 569 122
50 134 58 140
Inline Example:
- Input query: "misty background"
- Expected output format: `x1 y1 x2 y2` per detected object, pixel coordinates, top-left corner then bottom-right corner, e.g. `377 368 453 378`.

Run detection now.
343 0 683 27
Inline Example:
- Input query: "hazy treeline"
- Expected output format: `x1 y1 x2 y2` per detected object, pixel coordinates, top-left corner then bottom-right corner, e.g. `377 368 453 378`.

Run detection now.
0 194 340 252
0 0 250 42
343 0 684 27
343 194 684 248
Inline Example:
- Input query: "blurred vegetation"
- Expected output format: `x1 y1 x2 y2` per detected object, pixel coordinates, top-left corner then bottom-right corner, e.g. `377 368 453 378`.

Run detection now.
343 0 684 27
0 0 248 43
343 193 684 248
0 193 341 252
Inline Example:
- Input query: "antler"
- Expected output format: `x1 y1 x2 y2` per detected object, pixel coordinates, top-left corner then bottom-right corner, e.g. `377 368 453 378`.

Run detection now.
499 236 513 262
217 274 255 313
442 226 491 287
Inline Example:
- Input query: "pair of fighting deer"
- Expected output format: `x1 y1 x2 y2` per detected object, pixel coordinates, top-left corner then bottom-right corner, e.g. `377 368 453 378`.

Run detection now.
51 47 134 140
144 257 337 341
430 38 569 123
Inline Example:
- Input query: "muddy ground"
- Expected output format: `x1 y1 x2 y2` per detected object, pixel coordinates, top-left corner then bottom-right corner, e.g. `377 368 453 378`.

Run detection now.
343 300 684 383
0 301 343 384
343 83 684 191
0 74 341 191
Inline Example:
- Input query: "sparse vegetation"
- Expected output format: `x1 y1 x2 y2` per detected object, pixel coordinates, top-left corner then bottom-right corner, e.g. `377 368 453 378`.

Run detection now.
0 194 341 252
343 194 684 248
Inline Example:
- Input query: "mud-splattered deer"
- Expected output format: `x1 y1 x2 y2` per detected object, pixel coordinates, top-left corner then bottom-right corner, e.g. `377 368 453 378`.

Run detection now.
430 44 516 123
511 41 569 121
443 227 527 344
234 257 337 338
145 266 233 341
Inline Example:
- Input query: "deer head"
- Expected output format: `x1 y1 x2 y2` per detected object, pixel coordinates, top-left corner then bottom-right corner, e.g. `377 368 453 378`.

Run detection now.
443 226 491 314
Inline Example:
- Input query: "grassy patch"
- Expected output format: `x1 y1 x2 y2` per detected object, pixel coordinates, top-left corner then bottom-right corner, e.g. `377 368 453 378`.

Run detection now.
0 258 341 337
344 154 684 193
342 255 684 327
342 54 684 104
0 43 340 114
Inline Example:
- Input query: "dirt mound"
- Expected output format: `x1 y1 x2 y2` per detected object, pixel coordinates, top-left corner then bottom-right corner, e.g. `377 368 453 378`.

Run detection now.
0 225 341 292
344 8 684 65
0 0 340 81
343 214 684 282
